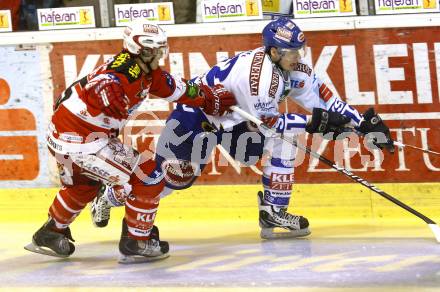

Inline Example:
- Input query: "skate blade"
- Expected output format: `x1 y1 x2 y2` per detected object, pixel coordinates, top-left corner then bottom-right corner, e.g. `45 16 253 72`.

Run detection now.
24 242 69 258
260 227 311 239
118 252 170 264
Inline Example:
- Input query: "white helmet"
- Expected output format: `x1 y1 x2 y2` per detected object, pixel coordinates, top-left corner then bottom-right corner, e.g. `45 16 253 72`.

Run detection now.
123 20 168 58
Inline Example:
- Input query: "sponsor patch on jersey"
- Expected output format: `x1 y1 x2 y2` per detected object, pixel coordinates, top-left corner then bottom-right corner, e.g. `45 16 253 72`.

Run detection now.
275 27 293 43
47 136 63 152
291 79 305 89
110 52 131 69
249 51 265 96
108 52 140 83
59 133 83 143
128 64 141 79
294 63 312 76
77 160 120 184
254 99 276 113
268 69 279 98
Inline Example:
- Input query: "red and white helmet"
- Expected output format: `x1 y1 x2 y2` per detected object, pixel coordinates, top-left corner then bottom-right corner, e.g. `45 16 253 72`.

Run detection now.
123 20 168 58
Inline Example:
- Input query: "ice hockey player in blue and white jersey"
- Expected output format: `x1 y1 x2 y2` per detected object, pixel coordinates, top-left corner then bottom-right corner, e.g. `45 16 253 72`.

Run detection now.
90 17 394 240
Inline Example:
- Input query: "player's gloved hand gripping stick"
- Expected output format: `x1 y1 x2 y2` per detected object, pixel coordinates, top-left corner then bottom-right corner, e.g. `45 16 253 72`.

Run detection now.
230 105 440 243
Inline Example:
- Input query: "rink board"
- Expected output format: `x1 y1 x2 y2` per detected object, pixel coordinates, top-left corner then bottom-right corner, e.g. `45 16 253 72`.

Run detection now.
1 14 440 188
1 183 440 290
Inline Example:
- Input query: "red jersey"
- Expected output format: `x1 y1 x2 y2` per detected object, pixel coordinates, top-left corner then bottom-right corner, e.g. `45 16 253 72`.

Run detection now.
49 51 202 154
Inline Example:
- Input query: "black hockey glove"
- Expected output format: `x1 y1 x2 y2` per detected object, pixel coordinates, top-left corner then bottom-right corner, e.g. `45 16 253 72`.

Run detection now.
358 108 394 153
305 108 351 140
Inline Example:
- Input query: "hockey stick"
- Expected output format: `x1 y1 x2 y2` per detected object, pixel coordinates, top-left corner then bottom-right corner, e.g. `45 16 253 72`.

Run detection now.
342 128 440 156
230 105 440 243
392 141 440 156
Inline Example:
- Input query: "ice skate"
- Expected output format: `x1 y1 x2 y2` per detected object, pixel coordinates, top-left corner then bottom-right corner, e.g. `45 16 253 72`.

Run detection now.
90 185 112 228
258 191 311 239
24 218 75 258
118 219 169 264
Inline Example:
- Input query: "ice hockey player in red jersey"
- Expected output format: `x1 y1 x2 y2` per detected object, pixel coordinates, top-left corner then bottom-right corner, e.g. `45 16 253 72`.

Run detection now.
24 20 236 264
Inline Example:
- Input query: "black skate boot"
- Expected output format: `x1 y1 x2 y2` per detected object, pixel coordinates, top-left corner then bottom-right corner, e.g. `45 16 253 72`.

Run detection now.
90 185 112 228
118 219 169 264
258 191 311 239
24 217 75 258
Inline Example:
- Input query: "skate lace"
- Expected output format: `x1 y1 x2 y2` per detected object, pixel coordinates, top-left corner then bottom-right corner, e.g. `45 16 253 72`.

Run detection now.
279 209 300 224
95 197 110 220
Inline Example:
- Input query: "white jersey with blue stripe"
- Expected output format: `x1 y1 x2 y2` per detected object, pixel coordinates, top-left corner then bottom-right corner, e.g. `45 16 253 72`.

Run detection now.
287 58 362 127
198 47 290 130
196 48 361 134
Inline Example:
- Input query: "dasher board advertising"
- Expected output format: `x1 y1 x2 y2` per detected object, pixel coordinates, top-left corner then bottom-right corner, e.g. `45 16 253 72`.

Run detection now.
114 2 175 26
374 0 440 14
37 6 95 30
0 10 12 32
201 0 263 22
292 0 357 18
